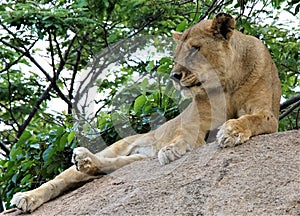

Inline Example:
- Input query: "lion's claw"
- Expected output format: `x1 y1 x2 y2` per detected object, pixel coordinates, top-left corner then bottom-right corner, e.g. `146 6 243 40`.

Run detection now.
72 147 95 173
11 192 40 212
72 147 105 176
217 120 251 148
158 144 186 165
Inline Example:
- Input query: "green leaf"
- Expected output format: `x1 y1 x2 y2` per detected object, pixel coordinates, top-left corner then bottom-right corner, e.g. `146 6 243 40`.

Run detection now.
141 78 149 94
42 145 54 162
157 63 169 74
18 131 32 146
20 174 33 186
133 95 146 113
21 161 34 172
30 143 40 149
58 133 68 150
75 0 88 7
176 19 187 32
108 34 117 43
132 0 145 7
56 126 65 138
146 60 155 72
143 103 152 113
68 131 76 144
9 145 23 161
11 173 18 184
33 155 40 160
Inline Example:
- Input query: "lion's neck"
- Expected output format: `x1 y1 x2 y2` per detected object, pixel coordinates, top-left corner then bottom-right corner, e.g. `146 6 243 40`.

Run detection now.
190 93 228 129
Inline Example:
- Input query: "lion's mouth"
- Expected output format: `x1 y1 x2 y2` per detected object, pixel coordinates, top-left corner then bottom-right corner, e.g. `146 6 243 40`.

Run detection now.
171 75 205 90
174 81 204 90
186 82 203 88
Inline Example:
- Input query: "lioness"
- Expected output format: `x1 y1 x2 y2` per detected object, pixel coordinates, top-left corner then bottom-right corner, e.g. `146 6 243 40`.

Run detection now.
11 13 281 212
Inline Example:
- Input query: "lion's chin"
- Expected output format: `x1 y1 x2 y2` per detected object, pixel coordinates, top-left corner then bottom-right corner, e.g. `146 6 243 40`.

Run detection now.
179 86 208 98
180 89 193 98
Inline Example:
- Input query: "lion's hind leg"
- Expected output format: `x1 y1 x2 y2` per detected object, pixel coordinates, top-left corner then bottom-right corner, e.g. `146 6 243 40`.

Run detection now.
11 166 95 212
11 134 151 212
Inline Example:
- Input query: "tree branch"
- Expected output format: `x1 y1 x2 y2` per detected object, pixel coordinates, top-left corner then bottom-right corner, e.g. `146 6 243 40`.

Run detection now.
6 71 21 129
68 47 83 114
16 84 52 138
0 141 10 157
54 30 80 76
48 30 57 79
280 94 300 110
0 38 72 108
0 53 25 74
53 31 64 68
279 97 300 120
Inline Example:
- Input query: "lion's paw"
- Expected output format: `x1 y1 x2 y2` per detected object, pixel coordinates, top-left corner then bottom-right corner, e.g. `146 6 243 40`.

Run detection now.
158 144 186 165
217 120 251 148
11 192 41 212
72 147 98 174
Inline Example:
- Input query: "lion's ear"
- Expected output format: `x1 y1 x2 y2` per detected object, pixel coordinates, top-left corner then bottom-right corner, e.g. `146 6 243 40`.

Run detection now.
211 13 235 40
173 32 183 41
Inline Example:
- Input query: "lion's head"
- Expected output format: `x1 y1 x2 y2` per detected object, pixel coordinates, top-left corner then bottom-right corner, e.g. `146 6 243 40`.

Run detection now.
171 13 236 98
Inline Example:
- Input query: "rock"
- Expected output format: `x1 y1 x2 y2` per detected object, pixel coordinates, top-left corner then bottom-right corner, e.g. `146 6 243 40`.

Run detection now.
2 130 300 215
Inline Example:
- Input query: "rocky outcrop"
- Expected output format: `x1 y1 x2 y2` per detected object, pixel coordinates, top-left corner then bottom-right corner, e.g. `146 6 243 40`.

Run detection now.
3 130 300 215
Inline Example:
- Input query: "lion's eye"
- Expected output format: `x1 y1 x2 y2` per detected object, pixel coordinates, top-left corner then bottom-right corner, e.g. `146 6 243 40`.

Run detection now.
191 46 200 51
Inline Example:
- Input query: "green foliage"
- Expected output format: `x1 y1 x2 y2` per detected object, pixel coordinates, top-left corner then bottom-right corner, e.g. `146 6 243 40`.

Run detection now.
279 114 298 131
0 69 45 142
0 123 77 208
93 57 189 146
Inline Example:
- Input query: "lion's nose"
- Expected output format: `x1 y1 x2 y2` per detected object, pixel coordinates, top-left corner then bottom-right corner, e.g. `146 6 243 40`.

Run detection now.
170 72 182 82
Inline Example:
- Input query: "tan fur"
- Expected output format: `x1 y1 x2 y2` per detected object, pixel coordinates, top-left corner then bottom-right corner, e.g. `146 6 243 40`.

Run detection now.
11 13 281 212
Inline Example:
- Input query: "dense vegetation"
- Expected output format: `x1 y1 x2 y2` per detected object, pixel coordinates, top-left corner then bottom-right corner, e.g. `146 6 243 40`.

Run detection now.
0 0 299 211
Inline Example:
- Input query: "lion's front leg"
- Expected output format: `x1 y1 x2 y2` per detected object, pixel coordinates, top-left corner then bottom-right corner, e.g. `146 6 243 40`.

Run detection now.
157 110 210 165
158 135 206 165
158 141 188 165
217 119 251 147
217 110 278 148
